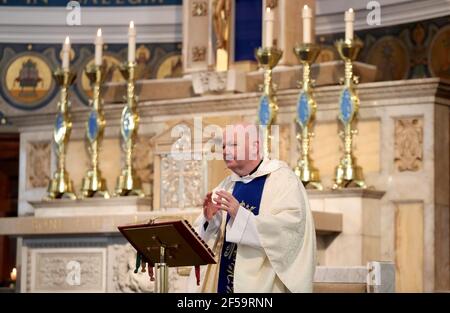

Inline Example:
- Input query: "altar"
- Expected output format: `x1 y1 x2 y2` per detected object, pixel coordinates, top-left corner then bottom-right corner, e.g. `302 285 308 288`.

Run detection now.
1 192 393 293
1 76 448 292
0 0 449 294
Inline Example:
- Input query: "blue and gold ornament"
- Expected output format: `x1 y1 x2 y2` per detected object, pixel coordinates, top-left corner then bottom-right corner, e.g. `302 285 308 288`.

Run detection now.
293 43 322 189
333 39 366 189
115 61 144 197
255 47 283 158
80 64 109 198
46 68 77 200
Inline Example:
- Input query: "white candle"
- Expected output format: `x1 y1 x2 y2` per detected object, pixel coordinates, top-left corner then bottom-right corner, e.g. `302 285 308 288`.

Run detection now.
345 8 355 42
62 36 70 70
264 7 274 48
302 5 312 44
10 268 17 282
128 21 136 63
95 28 103 66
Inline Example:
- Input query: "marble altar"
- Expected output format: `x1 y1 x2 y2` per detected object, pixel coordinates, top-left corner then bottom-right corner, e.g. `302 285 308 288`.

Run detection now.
1 77 449 292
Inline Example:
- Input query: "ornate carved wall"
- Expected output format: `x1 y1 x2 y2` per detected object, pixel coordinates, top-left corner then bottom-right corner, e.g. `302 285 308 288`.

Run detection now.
26 141 50 189
317 16 450 81
22 238 189 293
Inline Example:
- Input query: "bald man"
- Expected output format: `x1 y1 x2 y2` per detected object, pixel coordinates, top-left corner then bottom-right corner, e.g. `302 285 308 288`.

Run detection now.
188 124 316 293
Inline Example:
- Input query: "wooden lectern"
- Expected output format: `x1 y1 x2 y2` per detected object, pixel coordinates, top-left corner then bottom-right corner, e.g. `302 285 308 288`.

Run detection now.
118 218 216 293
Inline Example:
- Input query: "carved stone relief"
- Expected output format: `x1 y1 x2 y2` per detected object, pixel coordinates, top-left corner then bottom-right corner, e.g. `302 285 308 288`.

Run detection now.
111 243 187 293
394 118 423 171
133 135 155 196
30 248 106 292
112 243 153 293
192 46 207 62
192 71 228 94
26 141 51 189
192 1 208 16
160 154 205 209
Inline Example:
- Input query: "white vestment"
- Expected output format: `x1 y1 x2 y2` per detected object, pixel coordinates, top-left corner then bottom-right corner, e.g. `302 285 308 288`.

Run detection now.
187 158 316 293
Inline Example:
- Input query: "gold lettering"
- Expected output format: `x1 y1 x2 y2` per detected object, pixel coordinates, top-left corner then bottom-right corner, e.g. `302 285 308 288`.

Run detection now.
44 220 50 230
49 219 57 231
25 0 48 4
32 220 41 232
0 0 171 5
73 218 80 231
89 218 101 230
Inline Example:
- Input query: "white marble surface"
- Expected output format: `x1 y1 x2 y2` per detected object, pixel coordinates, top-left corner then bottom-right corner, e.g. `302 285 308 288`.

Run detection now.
309 191 383 266
31 197 152 217
314 266 367 283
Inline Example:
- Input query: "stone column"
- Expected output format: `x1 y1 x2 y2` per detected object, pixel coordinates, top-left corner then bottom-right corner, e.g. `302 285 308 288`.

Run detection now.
182 0 210 74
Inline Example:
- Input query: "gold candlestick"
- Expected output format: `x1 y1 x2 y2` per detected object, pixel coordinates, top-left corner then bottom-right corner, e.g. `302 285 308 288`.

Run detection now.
80 64 109 198
46 69 77 200
115 61 144 197
255 47 283 158
333 39 366 189
293 43 323 190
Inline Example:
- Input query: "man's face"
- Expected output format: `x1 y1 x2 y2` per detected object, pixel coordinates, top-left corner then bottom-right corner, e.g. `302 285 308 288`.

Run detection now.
222 127 260 171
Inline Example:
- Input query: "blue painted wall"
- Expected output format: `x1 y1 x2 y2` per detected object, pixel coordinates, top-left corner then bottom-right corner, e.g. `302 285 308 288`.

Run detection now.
234 0 262 62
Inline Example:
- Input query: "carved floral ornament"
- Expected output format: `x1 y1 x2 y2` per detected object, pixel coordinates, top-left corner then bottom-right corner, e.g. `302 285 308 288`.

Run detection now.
192 46 207 62
192 1 208 16
26 141 51 189
160 155 204 209
112 243 184 293
193 71 228 94
266 0 278 9
28 249 105 292
132 135 154 185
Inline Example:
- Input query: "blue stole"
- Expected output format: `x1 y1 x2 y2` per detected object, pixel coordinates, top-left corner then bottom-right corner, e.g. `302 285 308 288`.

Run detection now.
217 174 268 293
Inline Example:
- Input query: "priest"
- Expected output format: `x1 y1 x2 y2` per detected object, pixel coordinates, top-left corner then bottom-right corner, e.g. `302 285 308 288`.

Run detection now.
188 123 316 293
